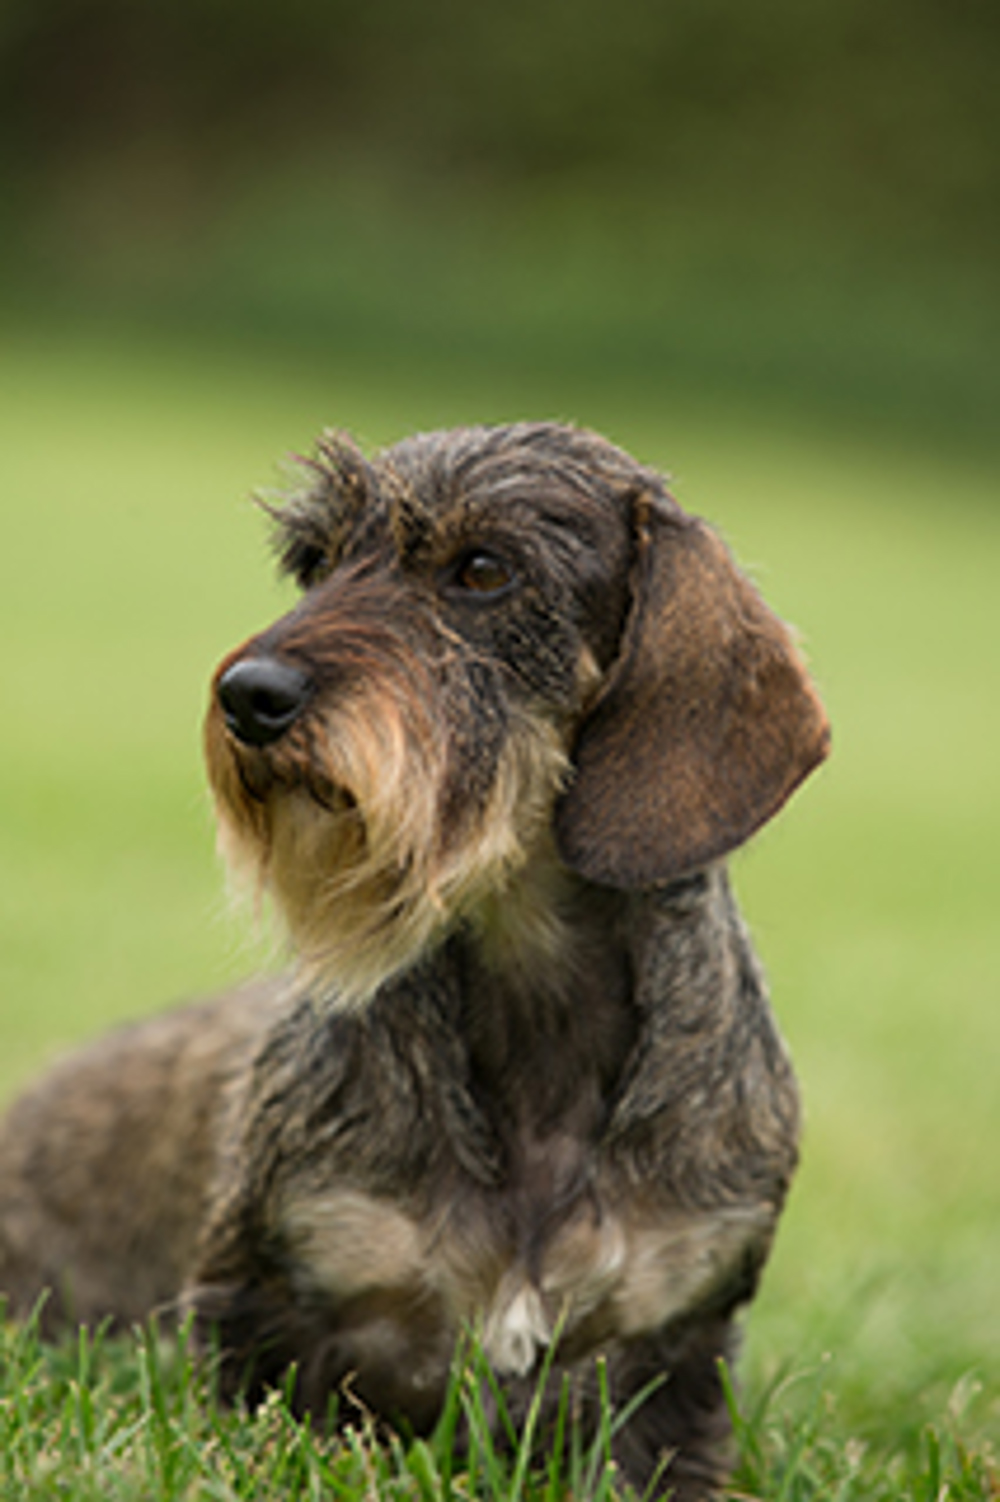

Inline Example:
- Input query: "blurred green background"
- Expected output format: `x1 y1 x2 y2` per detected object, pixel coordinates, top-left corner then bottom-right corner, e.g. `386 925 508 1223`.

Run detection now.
1 0 998 1458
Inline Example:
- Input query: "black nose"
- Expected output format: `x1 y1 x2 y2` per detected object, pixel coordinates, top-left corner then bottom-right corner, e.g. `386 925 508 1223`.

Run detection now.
216 656 313 747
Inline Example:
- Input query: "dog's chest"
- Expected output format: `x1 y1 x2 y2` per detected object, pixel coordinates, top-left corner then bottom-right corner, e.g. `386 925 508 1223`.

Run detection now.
278 1131 765 1383
264 925 769 1391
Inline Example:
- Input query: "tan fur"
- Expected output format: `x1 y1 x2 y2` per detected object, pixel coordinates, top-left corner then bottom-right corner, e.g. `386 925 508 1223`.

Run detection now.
210 684 573 1006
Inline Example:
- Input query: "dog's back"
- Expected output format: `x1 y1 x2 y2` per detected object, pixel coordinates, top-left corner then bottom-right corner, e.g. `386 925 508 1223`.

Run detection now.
0 980 288 1330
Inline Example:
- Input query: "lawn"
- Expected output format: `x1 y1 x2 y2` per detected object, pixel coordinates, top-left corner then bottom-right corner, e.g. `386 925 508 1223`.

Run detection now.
0 320 997 1496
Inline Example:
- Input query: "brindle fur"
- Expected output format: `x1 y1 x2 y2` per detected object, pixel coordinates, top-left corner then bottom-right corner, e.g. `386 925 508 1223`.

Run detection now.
0 423 828 1499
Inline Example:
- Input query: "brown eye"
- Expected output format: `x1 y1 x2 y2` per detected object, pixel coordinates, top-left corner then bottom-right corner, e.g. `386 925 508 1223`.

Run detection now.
452 550 515 596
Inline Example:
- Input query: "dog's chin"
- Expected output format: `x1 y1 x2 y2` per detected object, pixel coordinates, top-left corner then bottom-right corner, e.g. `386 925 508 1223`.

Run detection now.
213 777 359 913
211 701 577 1008
215 781 427 1009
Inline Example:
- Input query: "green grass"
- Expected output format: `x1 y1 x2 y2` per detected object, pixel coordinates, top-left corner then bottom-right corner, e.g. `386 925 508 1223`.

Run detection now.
0 319 998 1494
0 1313 994 1500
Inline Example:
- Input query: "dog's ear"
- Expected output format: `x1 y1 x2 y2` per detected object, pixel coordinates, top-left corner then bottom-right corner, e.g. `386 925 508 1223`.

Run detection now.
554 493 830 888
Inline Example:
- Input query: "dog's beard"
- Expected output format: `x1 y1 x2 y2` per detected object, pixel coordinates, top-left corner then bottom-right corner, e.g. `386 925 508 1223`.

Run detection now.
208 685 573 1008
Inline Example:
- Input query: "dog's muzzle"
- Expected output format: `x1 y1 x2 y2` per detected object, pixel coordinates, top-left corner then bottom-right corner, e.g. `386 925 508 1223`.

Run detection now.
216 656 313 748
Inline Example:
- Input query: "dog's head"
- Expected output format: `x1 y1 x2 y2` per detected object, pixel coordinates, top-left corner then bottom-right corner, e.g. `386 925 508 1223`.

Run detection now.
205 423 829 1002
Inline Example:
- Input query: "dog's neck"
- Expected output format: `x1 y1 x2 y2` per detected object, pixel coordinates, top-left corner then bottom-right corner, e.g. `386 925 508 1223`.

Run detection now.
450 876 637 1132
459 837 608 999
416 865 720 1149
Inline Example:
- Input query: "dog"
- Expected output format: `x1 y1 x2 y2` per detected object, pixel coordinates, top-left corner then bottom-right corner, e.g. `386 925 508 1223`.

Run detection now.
0 422 829 1498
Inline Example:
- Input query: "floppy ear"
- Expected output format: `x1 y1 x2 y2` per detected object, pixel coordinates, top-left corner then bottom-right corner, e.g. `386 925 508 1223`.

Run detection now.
554 493 830 888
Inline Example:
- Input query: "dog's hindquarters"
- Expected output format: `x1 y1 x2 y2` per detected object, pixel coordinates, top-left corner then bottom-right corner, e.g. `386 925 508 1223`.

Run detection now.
0 979 289 1332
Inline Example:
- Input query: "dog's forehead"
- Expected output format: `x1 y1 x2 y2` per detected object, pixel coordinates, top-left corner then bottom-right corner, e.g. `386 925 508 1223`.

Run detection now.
375 423 653 532
271 423 672 588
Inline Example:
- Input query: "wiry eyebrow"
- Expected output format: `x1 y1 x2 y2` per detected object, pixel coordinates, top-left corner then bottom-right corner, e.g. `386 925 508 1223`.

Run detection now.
259 433 376 587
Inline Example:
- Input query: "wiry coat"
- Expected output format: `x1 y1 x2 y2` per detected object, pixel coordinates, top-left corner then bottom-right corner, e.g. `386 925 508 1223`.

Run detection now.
0 423 829 1499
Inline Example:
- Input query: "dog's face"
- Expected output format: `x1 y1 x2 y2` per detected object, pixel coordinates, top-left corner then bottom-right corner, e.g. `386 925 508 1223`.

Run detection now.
205 423 829 1003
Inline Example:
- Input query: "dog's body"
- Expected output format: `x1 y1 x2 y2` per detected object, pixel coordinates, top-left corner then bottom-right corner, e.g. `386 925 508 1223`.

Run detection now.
0 424 828 1498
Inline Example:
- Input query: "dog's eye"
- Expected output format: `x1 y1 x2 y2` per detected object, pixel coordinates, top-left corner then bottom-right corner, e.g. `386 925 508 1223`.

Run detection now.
450 550 516 597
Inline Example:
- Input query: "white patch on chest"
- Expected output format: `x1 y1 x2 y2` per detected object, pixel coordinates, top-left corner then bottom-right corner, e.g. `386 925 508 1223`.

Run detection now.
482 1277 552 1376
